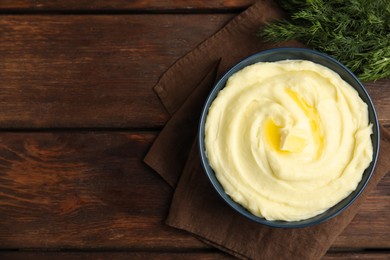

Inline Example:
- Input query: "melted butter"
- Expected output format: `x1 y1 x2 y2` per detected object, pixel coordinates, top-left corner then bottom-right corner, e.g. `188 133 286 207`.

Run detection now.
264 118 282 152
264 118 307 153
280 128 307 152
285 88 324 158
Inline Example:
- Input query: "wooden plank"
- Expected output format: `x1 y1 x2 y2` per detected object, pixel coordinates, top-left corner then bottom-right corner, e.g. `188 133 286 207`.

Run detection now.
1 16 388 129
365 81 390 126
0 132 388 249
0 251 389 260
322 252 390 260
0 1 255 11
0 251 234 260
0 132 204 249
0 14 234 128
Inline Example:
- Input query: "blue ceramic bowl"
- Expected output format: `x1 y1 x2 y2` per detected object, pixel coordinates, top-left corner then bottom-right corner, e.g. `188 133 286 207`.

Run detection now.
198 48 380 228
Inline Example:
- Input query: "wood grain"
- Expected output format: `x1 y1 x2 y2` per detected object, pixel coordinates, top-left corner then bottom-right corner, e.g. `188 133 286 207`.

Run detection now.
0 251 234 260
0 132 204 249
1 16 388 129
0 251 389 260
365 81 390 125
323 252 390 260
0 14 234 128
0 1 255 11
0 132 388 249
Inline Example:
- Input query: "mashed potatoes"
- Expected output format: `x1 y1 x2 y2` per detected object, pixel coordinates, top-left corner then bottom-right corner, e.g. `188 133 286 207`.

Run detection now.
204 60 373 221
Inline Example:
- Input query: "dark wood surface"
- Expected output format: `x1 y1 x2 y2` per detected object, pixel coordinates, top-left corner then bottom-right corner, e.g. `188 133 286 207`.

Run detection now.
0 1 254 11
0 251 390 260
0 1 389 259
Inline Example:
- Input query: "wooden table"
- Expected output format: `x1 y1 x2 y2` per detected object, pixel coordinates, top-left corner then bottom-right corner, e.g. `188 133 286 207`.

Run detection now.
0 1 389 259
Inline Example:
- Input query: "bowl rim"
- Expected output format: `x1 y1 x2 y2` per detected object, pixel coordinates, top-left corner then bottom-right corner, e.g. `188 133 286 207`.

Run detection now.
198 47 380 228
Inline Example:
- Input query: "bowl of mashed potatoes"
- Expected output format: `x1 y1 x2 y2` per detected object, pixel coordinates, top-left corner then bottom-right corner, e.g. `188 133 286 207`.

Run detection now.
199 48 380 228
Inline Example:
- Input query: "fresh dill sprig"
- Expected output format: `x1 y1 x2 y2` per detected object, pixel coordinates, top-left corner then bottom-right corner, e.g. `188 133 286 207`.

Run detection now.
258 0 390 81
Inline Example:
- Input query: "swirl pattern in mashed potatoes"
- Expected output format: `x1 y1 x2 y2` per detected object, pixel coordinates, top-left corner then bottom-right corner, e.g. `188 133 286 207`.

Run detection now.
204 60 373 221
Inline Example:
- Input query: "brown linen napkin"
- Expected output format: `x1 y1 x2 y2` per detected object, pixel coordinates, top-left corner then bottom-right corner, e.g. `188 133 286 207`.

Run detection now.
144 59 221 187
144 0 390 259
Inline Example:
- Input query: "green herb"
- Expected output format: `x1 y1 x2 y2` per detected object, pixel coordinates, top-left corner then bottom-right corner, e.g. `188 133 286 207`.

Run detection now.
258 0 390 81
